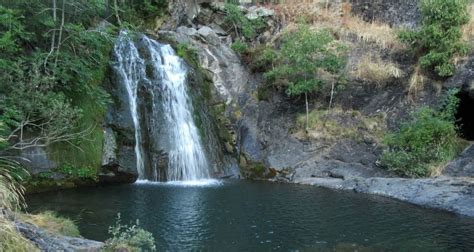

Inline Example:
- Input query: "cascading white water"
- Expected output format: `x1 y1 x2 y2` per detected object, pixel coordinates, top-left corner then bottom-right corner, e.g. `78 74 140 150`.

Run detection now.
113 31 146 180
113 32 210 182
143 37 210 181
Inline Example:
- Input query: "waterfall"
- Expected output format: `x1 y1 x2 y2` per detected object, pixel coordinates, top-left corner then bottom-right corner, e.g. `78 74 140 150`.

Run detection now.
113 31 146 179
113 31 211 182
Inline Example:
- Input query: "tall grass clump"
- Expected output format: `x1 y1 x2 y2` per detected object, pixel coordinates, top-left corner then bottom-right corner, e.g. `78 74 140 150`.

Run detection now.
353 54 404 85
0 158 36 251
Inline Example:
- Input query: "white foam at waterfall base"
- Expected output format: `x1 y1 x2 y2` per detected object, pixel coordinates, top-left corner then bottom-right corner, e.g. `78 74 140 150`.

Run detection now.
135 179 223 187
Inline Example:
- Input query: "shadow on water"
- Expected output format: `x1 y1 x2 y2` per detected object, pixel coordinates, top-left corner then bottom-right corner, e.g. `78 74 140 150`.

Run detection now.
27 180 474 251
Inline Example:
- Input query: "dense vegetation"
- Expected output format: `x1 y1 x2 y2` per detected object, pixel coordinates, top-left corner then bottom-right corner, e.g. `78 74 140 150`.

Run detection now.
0 0 166 177
264 24 347 130
0 1 165 250
399 0 470 77
381 90 463 177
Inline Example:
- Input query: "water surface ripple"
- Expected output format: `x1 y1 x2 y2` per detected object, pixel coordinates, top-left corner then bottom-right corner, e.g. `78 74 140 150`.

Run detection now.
27 180 474 251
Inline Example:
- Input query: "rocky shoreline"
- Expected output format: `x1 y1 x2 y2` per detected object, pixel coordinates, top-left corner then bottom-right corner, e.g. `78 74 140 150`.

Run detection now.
293 176 474 217
15 221 104 252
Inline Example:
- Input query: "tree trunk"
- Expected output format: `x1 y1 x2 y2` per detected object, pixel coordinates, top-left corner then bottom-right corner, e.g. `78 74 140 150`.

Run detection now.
329 80 335 110
44 0 57 71
53 0 66 69
114 0 122 26
305 92 309 132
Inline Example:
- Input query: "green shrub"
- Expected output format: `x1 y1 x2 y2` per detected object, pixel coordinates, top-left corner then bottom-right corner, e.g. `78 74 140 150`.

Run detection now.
104 214 156 252
246 45 277 72
264 24 347 129
380 90 462 177
224 3 266 39
231 40 248 54
56 164 97 180
398 0 470 77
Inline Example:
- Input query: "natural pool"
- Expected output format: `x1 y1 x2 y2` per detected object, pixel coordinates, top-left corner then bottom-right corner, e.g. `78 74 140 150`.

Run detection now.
27 180 474 251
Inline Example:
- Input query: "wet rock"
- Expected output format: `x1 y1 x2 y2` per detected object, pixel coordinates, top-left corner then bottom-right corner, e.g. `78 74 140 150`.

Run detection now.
445 54 474 93
101 127 118 168
19 147 57 174
15 221 104 252
198 26 220 45
295 176 474 217
443 144 474 177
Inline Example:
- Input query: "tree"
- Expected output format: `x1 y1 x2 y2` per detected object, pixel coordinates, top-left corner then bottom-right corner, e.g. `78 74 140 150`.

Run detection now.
265 24 347 130
399 0 470 77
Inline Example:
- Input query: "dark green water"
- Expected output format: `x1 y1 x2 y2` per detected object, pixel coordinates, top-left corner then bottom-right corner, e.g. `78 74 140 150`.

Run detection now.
27 180 474 251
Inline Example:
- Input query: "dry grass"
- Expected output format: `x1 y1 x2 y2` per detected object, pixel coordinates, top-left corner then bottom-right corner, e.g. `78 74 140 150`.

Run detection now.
272 3 403 49
352 54 404 85
19 211 80 237
408 64 426 98
0 158 27 212
342 16 403 49
462 3 474 43
294 108 386 143
0 218 39 252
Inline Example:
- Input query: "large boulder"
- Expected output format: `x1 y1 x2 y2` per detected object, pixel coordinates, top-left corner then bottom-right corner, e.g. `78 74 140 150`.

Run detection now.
15 221 104 252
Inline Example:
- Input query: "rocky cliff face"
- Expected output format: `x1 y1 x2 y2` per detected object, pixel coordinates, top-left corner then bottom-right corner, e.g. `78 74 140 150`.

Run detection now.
132 0 474 216
105 0 474 191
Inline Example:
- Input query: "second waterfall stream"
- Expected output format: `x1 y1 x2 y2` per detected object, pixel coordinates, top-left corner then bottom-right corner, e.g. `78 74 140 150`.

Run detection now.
112 31 212 182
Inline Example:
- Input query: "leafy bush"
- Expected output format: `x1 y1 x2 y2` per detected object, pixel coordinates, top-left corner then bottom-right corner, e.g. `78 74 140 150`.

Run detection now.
246 45 278 72
56 164 97 180
104 214 156 252
264 24 347 129
224 3 266 39
380 90 462 177
231 40 248 54
398 0 470 77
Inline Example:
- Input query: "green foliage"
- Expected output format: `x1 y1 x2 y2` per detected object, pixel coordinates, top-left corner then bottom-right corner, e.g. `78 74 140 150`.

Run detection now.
245 45 278 72
265 24 347 97
380 90 462 177
176 43 199 68
231 40 249 54
224 3 266 39
56 164 97 180
104 214 156 252
398 0 470 77
119 0 168 28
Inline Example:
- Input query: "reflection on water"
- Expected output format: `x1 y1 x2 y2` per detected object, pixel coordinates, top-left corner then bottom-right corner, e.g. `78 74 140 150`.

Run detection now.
135 179 223 187
27 180 474 251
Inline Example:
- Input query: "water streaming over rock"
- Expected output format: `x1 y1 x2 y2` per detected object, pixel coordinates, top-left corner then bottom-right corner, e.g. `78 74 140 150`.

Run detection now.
112 31 211 182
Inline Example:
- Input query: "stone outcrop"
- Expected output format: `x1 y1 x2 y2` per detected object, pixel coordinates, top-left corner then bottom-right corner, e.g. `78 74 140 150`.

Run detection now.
156 1 474 217
350 0 421 28
444 144 474 177
295 176 474 217
15 221 104 252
